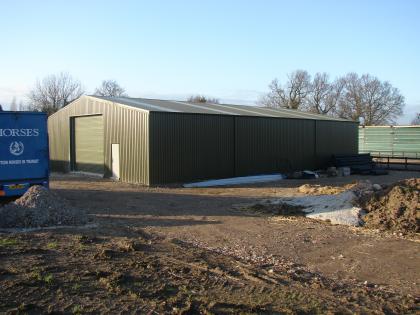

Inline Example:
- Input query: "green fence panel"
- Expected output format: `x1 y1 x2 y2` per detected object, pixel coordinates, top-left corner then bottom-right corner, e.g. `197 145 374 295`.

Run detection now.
359 126 420 158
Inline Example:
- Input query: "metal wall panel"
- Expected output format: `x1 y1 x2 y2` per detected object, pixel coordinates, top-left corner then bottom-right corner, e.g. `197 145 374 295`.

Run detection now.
149 112 235 184
74 115 104 174
48 96 150 185
393 127 420 157
49 96 359 186
234 117 317 175
149 114 358 184
359 126 393 154
316 121 359 166
359 126 420 158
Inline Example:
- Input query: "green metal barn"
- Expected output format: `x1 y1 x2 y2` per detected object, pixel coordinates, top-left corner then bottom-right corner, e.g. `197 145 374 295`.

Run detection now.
48 95 358 185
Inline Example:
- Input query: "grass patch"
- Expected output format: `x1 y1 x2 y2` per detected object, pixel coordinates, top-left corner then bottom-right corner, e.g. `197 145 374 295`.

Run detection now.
72 283 81 291
72 305 83 314
29 270 43 282
46 242 58 249
43 273 54 285
0 238 19 247
29 270 54 285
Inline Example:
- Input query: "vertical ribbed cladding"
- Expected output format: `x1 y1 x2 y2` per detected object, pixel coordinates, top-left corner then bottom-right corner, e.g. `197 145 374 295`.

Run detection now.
48 96 150 185
234 117 316 175
359 126 420 157
315 121 358 167
392 127 420 156
49 96 358 186
149 112 235 185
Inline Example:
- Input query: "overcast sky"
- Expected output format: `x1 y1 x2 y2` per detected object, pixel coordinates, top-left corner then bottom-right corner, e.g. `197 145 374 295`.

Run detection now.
0 0 419 123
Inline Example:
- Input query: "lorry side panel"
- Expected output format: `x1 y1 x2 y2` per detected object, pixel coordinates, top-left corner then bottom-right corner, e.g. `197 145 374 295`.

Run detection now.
0 112 49 196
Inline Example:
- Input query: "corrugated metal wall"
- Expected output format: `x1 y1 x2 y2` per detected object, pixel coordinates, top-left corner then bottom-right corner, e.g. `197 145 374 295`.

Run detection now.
234 117 316 175
316 121 359 166
48 96 150 184
149 112 235 184
74 115 104 174
49 97 358 185
359 126 420 158
149 113 358 184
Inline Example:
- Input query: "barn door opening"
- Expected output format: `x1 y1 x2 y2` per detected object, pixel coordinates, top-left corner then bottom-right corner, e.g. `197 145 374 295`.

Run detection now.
72 115 104 175
111 143 120 180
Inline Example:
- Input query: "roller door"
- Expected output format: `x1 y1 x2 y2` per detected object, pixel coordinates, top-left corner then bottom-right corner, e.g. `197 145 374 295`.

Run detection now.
74 115 104 174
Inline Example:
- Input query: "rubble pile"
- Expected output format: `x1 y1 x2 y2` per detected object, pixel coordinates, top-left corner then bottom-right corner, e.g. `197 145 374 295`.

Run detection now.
0 186 89 228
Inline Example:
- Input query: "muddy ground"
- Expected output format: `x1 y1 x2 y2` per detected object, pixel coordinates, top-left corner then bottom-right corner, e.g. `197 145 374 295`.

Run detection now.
0 171 419 314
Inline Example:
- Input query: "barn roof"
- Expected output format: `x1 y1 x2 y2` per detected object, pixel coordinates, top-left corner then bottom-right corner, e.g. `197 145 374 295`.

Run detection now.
90 95 352 122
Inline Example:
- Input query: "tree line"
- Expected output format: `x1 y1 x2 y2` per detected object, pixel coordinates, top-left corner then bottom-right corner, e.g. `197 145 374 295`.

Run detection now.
2 70 418 126
4 72 221 116
1 73 127 115
26 73 128 116
259 70 407 125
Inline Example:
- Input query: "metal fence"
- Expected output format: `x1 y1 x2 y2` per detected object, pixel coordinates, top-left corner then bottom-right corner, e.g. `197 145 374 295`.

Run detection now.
359 126 420 158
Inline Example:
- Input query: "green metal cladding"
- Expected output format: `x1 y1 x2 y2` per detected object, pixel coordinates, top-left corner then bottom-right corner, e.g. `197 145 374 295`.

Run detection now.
359 126 420 158
48 96 358 185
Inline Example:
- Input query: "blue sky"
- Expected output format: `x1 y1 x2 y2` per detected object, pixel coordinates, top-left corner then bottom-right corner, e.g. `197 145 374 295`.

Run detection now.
0 0 419 123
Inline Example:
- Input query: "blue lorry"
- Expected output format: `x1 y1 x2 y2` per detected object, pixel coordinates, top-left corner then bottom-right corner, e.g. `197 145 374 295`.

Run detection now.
0 112 49 197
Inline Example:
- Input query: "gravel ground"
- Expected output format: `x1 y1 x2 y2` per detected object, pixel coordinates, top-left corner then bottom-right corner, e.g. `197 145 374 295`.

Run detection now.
0 186 89 229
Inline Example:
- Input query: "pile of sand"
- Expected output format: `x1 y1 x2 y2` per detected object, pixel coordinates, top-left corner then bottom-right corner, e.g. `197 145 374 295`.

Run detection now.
0 186 89 229
298 184 355 195
360 178 419 234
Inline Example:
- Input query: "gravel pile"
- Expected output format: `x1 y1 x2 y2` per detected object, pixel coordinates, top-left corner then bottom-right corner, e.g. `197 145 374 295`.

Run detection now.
0 186 89 229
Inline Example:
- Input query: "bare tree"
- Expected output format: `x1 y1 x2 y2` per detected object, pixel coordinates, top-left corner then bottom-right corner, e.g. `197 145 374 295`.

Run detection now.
187 95 220 104
260 70 405 123
411 113 420 125
324 78 346 116
337 73 363 121
304 72 330 113
10 97 17 111
304 73 345 115
95 80 127 97
27 72 84 115
338 73 404 125
259 70 311 109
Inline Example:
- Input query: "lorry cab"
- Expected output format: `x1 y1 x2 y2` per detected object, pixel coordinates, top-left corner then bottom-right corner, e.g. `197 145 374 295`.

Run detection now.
0 112 49 196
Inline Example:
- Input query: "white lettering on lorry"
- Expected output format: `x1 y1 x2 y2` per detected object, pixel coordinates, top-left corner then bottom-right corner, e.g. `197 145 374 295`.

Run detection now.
0 129 39 137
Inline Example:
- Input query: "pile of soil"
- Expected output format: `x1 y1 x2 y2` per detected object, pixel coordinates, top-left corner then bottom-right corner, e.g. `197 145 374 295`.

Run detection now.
0 186 89 229
361 178 420 234
298 183 355 195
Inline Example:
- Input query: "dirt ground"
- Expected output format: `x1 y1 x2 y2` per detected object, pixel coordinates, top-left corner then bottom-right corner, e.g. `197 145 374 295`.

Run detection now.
1 171 419 314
